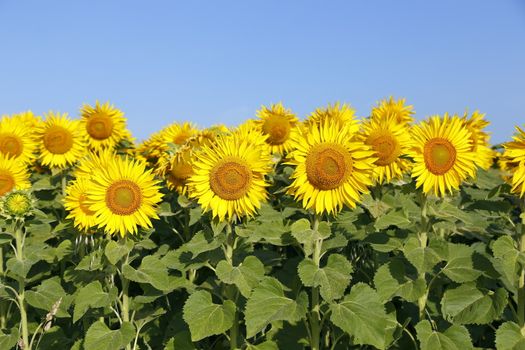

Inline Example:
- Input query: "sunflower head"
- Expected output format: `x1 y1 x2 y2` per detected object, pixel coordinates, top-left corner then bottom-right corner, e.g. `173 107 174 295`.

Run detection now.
0 116 38 164
0 155 30 196
361 116 412 184
372 97 414 124
502 126 525 196
80 101 132 151
461 110 494 170
0 190 34 220
86 156 163 236
254 103 299 154
156 145 195 195
304 103 356 128
188 133 272 222
64 177 97 233
287 120 376 215
408 114 476 197
38 112 86 169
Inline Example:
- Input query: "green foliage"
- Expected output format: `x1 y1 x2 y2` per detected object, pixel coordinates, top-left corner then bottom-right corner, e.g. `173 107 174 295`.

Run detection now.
1 162 523 350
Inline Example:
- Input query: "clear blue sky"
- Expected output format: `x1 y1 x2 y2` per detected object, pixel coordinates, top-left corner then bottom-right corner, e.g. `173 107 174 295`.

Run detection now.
1 0 524 144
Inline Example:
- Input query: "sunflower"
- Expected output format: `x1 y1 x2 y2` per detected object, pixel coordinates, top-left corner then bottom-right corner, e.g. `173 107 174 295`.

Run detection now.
461 111 494 170
80 101 132 151
64 177 97 232
0 116 38 164
287 120 376 215
408 114 476 197
86 156 163 236
156 145 194 195
502 126 525 196
361 116 412 184
74 148 116 179
0 155 30 196
37 112 86 169
0 190 34 219
304 103 356 128
254 103 299 154
372 97 414 124
186 125 229 150
187 133 272 221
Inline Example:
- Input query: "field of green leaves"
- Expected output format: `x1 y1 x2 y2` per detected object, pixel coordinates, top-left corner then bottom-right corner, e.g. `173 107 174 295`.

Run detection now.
1 101 525 350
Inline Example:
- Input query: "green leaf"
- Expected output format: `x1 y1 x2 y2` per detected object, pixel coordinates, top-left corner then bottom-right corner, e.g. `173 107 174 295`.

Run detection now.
25 277 70 318
441 283 507 324
84 321 135 350
122 255 180 292
442 243 482 283
104 240 133 266
247 340 279 350
245 277 308 338
216 256 265 298
374 209 411 230
374 259 426 302
0 328 19 350
73 281 116 322
492 235 520 291
321 233 348 254
415 320 473 350
182 290 236 341
297 254 353 301
403 237 441 274
329 283 389 349
496 322 525 350
291 219 331 256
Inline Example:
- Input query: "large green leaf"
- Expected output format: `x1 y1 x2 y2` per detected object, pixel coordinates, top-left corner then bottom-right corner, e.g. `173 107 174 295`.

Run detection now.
0 328 19 350
415 320 473 350
492 235 520 291
84 321 135 350
25 277 71 318
244 277 308 338
297 253 353 301
104 239 133 266
441 283 507 324
496 321 525 350
123 255 183 292
182 290 236 341
374 209 411 230
73 281 117 322
291 219 331 256
216 256 265 298
374 259 426 302
403 237 441 274
329 283 389 349
442 243 482 283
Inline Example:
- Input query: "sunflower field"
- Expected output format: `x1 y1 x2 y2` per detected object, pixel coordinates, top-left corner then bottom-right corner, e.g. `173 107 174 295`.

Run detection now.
1 99 525 350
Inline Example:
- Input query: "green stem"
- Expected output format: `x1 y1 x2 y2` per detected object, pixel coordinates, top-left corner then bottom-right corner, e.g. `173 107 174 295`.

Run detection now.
0 245 5 329
15 224 30 350
309 215 322 350
417 195 429 321
230 305 238 350
518 230 525 327
119 243 131 350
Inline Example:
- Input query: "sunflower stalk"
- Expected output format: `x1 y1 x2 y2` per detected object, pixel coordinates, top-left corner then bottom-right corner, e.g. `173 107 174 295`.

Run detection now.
119 239 132 350
14 220 30 350
309 215 322 350
417 194 429 321
518 204 525 328
224 222 239 349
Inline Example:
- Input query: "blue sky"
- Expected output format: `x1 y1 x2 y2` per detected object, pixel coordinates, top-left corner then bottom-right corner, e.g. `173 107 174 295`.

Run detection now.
0 0 524 144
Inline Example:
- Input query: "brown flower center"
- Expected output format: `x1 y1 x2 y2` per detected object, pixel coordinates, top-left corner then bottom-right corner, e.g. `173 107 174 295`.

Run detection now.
262 115 292 145
43 126 74 154
86 113 114 140
367 133 400 166
209 159 252 200
424 138 457 175
0 134 23 158
306 143 353 190
105 180 142 215
0 171 15 196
